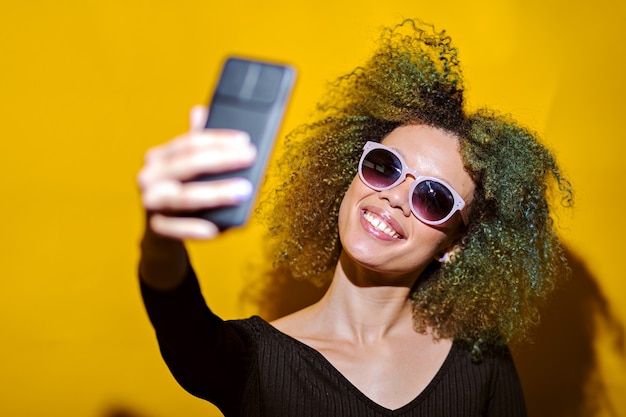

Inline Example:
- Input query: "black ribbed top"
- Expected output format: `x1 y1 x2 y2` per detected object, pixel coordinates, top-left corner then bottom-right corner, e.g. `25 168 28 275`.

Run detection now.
141 268 527 417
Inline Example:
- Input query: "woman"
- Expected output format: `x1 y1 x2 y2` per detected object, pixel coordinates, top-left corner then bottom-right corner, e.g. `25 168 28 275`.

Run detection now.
137 20 571 416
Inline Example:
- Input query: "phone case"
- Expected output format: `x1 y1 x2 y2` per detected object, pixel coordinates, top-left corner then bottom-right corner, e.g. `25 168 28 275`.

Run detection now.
190 57 296 230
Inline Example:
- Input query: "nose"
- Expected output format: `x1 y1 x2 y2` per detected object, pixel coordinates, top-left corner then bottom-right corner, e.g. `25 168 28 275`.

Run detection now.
378 178 413 217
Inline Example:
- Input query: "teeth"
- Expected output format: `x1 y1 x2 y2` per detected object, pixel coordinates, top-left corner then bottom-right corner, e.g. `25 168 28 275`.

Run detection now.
363 211 401 239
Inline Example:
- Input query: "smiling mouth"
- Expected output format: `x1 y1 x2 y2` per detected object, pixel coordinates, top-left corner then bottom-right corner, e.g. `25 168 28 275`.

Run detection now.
362 211 402 239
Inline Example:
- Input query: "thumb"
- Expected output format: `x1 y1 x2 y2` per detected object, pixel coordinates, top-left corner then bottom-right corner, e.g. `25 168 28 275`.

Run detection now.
189 105 209 132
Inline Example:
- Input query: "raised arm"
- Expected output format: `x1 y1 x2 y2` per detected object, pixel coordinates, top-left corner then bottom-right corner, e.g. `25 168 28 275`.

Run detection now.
136 107 260 412
137 106 257 290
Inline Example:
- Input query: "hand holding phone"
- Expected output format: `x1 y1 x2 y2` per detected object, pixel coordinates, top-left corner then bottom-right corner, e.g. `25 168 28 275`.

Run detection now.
188 57 296 231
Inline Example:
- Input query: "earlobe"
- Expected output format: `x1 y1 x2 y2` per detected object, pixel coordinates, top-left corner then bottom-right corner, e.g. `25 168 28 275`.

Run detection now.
435 244 462 263
435 252 450 263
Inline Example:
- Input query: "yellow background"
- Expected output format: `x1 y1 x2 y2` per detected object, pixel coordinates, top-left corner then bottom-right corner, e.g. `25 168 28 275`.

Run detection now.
1 1 624 416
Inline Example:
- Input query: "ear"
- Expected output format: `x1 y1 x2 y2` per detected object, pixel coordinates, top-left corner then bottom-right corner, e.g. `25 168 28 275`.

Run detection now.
435 243 462 263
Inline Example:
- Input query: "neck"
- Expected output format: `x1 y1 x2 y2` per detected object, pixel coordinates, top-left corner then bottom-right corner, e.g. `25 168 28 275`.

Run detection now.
312 251 418 344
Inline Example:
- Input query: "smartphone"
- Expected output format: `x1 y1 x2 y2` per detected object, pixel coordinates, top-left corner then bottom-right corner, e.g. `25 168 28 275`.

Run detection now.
189 57 296 230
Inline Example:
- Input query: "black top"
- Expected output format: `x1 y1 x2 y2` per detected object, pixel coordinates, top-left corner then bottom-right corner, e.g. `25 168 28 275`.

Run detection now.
141 267 527 417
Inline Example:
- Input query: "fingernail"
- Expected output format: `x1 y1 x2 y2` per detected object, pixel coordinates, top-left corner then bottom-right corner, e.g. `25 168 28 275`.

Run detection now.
194 222 219 239
232 179 253 201
233 131 251 142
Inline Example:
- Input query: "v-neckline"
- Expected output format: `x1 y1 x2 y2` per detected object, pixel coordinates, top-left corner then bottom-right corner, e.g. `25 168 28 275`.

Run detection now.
255 316 458 414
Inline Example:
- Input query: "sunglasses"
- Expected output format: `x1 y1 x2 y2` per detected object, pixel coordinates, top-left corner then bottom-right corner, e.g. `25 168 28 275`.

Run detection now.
358 141 468 226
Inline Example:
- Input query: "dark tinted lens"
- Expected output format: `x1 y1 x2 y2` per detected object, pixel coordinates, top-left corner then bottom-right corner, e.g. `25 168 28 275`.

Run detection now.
412 180 455 221
361 148 402 188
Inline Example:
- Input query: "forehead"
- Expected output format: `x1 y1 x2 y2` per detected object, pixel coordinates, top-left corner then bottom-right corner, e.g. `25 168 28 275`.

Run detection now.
381 124 475 200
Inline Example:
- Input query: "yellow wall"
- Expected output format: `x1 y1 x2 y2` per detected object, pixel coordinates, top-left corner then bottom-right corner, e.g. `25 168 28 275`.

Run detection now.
1 1 624 416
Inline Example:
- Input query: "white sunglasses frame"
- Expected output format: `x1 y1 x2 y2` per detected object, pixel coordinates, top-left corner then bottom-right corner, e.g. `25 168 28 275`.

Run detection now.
358 141 468 226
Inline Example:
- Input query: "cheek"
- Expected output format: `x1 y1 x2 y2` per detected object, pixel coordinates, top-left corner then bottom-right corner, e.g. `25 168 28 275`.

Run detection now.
338 175 459 255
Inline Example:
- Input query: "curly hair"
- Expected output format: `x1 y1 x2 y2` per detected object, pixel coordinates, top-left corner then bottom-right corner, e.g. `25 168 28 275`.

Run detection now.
260 19 572 356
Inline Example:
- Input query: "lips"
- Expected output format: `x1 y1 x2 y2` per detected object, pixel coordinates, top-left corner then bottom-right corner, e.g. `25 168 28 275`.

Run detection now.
361 209 405 240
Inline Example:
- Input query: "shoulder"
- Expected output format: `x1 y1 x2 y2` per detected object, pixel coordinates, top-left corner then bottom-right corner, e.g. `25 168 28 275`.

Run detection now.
430 343 523 395
450 342 518 371
448 342 525 401
437 341 523 395
269 304 321 338
229 315 268 338
228 315 303 349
